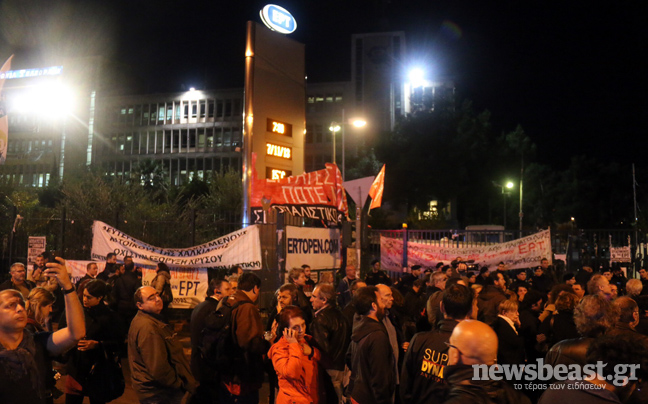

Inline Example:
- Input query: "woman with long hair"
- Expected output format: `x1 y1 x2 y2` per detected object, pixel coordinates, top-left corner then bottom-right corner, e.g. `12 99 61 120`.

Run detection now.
25 287 56 332
268 305 325 404
61 279 125 404
152 262 173 314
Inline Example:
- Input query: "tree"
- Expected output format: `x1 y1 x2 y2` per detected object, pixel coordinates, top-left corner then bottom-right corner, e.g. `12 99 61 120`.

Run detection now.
376 100 498 227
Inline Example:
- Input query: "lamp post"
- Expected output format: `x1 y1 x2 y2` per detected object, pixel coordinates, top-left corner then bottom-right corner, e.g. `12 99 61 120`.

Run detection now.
493 181 514 229
329 109 366 181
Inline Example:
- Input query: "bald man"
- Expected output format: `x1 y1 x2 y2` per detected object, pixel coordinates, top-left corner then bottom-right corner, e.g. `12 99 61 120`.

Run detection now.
444 320 531 404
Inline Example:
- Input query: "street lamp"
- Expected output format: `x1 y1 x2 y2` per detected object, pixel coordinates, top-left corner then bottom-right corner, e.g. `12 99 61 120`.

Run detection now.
409 68 425 88
329 109 366 181
493 181 514 229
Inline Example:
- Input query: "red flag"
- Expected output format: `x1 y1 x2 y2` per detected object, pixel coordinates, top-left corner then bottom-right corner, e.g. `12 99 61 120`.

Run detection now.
368 164 385 210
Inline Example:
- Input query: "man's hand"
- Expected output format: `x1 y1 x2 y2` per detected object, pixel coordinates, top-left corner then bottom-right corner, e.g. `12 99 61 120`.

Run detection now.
44 257 73 290
78 339 100 351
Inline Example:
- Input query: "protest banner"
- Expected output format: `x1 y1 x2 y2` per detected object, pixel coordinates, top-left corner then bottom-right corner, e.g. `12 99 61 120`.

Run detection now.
610 246 632 263
91 220 262 270
67 260 107 285
251 153 349 224
381 229 552 271
27 236 46 268
67 260 206 309
285 226 341 270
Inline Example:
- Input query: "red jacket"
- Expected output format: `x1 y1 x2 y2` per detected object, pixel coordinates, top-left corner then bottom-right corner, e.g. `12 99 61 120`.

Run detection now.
268 335 323 404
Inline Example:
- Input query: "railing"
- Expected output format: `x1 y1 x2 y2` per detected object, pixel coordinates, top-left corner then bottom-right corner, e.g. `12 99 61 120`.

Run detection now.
369 227 648 277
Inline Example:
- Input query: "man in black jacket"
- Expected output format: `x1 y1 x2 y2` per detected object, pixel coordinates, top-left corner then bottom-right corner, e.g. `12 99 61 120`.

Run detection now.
111 263 141 329
190 278 232 402
348 285 394 404
400 284 473 404
477 270 509 326
398 265 421 295
310 283 350 404
444 320 531 404
365 259 392 286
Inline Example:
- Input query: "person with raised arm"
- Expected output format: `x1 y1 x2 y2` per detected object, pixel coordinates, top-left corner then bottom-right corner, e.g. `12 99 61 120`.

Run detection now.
0 257 86 404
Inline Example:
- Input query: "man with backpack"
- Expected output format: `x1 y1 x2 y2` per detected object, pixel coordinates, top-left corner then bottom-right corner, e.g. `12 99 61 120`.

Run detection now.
214 272 268 404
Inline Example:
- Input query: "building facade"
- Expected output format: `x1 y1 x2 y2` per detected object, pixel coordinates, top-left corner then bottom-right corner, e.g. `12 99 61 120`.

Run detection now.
1 31 454 186
95 88 243 185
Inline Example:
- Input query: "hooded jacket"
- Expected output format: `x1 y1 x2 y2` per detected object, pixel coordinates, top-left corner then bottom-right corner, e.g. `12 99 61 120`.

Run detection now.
347 316 395 404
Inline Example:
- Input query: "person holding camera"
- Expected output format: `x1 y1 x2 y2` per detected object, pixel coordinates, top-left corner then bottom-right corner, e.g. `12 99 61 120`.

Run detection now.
0 257 86 404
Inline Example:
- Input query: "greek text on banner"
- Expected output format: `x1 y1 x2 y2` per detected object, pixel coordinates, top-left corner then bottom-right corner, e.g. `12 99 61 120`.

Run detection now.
380 229 552 271
67 260 207 309
90 221 262 270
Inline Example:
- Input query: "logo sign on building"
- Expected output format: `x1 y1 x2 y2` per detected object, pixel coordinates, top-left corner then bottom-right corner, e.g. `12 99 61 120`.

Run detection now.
286 226 341 270
260 4 297 34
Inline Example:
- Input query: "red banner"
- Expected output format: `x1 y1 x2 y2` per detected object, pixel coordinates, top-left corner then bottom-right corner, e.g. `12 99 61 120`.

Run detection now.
251 155 348 223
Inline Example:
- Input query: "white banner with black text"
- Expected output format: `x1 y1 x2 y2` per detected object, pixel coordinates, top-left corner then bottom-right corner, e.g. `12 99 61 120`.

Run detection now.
285 226 341 270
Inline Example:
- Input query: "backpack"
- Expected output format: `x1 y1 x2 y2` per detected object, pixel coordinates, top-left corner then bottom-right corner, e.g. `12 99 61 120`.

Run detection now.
153 274 173 303
160 281 173 303
200 300 252 371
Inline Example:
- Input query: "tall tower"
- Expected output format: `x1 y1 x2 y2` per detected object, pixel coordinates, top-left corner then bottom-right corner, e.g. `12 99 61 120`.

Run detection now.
351 31 406 135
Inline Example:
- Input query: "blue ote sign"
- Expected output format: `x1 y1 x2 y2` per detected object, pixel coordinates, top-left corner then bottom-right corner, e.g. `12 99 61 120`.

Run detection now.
260 4 297 34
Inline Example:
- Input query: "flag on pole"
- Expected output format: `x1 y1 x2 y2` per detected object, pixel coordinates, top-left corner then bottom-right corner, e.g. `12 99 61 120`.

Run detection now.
0 55 13 165
368 164 385 210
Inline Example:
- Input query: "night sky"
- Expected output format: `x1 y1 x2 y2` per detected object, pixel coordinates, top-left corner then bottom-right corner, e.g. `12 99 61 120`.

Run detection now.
1 0 646 166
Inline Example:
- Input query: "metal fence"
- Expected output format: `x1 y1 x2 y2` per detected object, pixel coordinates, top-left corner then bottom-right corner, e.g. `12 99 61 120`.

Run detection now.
368 227 648 277
0 208 314 312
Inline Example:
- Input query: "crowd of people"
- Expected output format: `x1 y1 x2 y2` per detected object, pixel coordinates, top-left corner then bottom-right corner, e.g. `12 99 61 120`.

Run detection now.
1 254 648 404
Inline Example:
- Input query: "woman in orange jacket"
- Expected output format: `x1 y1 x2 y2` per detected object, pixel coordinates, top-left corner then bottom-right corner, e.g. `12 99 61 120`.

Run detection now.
268 305 324 404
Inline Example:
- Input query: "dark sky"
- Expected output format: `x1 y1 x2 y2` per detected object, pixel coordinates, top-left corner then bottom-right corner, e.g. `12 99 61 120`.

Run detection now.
1 0 647 166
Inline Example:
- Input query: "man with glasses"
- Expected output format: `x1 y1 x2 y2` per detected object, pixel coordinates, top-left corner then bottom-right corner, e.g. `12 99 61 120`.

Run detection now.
128 286 197 404
444 320 530 404
310 283 350 404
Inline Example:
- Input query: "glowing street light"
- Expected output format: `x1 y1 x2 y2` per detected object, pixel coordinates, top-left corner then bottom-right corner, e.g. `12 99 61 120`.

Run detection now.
493 180 515 229
329 110 367 180
409 68 425 88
